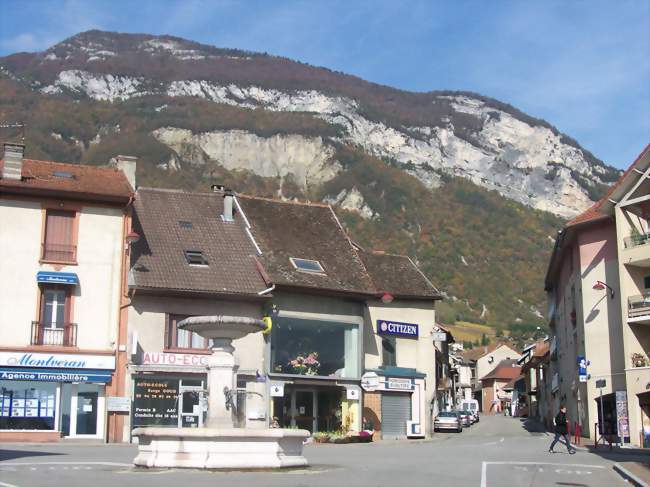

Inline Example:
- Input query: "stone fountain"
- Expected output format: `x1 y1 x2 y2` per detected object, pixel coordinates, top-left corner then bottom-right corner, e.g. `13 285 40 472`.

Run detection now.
132 315 310 469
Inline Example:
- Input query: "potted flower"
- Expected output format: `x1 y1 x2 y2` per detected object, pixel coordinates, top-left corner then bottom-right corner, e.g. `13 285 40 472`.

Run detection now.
631 352 648 368
288 352 320 375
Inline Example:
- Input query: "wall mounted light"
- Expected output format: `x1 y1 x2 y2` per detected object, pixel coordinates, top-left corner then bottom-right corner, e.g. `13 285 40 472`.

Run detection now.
381 292 394 304
593 280 615 299
126 230 141 245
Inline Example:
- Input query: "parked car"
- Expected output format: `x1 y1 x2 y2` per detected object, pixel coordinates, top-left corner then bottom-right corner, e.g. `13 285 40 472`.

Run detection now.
434 411 462 433
463 408 479 424
460 399 480 422
458 410 472 427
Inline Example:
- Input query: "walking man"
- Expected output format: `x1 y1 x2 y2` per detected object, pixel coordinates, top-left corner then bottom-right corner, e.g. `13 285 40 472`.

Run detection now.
549 405 576 454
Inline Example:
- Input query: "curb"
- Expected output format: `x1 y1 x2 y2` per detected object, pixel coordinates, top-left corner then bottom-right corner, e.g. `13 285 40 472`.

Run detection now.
613 463 650 487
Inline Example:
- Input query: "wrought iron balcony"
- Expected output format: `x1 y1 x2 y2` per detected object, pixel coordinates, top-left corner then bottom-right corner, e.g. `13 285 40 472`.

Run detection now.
31 321 77 346
628 292 650 324
41 243 77 263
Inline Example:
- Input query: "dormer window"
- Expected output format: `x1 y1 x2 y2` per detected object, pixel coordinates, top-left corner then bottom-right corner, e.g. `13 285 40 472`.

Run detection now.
185 250 208 266
178 220 193 229
289 257 325 274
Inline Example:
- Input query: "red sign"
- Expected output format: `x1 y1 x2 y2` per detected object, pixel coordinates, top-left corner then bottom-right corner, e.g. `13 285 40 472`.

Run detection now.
142 352 208 367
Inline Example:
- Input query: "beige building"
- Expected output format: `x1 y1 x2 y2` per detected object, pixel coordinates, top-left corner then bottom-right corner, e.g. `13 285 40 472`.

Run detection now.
121 187 442 442
0 144 134 441
545 143 650 447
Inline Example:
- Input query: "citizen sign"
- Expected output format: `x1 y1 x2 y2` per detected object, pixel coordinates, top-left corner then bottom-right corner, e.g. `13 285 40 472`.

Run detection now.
377 320 419 338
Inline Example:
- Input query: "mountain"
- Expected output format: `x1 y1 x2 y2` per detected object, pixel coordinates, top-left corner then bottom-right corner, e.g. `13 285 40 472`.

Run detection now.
0 30 620 331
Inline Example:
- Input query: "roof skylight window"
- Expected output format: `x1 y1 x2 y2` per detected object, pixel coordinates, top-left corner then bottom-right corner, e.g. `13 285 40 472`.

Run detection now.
185 250 208 266
289 257 325 274
53 171 75 179
178 220 193 229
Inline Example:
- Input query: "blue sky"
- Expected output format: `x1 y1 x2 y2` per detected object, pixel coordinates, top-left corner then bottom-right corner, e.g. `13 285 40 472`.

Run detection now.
0 0 648 169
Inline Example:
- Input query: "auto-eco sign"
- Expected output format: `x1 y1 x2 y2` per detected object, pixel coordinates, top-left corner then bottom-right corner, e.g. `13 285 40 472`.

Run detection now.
377 320 419 338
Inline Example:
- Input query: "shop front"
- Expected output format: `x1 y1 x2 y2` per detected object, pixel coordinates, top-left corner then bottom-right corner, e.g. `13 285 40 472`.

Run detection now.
268 314 362 433
362 367 427 440
128 352 210 435
0 351 115 441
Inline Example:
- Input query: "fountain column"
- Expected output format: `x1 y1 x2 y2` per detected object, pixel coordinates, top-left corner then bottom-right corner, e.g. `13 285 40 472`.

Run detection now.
206 337 237 429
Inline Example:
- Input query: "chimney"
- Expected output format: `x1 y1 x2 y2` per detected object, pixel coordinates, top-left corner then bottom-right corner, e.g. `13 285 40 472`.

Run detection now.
112 155 137 189
2 142 25 180
222 189 234 222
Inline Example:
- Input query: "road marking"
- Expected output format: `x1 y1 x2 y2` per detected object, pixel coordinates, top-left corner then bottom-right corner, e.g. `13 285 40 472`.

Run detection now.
482 437 505 446
0 481 20 487
0 462 131 467
481 461 606 487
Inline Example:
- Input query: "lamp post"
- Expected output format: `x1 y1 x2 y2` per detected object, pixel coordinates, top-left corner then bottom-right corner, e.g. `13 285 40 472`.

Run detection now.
593 281 615 299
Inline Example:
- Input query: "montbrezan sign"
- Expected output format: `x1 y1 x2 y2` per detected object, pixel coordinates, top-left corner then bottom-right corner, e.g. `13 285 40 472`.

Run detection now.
377 320 419 338
0 352 115 370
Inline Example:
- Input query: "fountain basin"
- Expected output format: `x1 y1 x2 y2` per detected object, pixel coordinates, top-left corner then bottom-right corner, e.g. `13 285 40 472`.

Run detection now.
132 427 310 469
178 315 266 341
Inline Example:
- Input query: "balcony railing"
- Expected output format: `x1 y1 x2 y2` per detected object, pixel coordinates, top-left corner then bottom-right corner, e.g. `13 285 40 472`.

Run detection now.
41 243 77 263
624 233 650 249
629 292 650 320
31 322 77 347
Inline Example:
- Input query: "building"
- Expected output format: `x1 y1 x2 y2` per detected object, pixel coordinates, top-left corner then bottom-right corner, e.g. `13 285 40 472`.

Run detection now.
119 187 442 441
479 359 521 415
0 143 134 441
461 343 521 411
518 339 550 422
544 143 650 447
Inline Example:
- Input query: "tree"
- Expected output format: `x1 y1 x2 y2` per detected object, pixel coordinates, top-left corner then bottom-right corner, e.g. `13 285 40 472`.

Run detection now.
481 333 489 346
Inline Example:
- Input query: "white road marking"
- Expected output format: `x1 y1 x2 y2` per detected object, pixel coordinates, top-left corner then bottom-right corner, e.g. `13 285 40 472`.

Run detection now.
481 461 606 487
0 481 20 487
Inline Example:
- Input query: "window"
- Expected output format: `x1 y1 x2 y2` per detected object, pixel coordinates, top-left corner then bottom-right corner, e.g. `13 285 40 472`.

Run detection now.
289 257 325 274
34 285 75 346
178 220 193 229
42 210 76 262
270 317 359 378
0 381 57 431
166 314 209 350
184 250 208 266
382 336 397 366
644 276 650 289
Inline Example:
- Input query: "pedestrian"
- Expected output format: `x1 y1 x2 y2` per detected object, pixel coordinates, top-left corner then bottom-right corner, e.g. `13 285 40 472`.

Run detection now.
548 405 576 454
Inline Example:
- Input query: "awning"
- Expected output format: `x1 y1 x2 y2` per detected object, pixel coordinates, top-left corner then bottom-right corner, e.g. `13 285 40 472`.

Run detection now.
0 367 111 383
36 271 79 285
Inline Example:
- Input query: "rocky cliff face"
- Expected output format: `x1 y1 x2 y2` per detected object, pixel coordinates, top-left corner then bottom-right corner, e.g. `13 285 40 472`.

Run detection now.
1 30 619 218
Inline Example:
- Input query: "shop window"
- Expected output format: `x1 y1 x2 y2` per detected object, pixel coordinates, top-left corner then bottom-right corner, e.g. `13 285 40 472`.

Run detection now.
382 336 397 366
42 209 76 263
270 317 359 378
0 381 56 430
165 314 209 350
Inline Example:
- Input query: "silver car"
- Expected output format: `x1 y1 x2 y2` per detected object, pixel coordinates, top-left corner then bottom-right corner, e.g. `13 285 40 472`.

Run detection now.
434 411 462 433
459 410 472 427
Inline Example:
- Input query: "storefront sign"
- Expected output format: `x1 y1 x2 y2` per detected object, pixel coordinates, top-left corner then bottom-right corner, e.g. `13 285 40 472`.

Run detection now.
36 271 79 285
0 367 112 383
132 378 179 427
270 383 285 397
141 352 208 367
431 332 447 342
616 390 629 440
107 396 131 412
377 320 419 338
361 372 380 392
386 377 413 391
0 352 115 370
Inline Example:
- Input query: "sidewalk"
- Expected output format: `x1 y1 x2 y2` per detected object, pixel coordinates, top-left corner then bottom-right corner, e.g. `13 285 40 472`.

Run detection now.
613 462 650 487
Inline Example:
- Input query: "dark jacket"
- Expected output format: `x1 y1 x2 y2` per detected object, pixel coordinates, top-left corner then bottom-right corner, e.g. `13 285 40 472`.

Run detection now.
554 411 568 434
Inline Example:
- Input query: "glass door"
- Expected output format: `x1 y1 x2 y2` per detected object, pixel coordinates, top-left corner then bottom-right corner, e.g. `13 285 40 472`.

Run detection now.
179 390 204 428
75 392 98 435
293 390 315 432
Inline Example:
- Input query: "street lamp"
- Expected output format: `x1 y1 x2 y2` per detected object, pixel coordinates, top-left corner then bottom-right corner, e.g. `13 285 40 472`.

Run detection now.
381 292 394 304
593 281 615 299
126 230 141 245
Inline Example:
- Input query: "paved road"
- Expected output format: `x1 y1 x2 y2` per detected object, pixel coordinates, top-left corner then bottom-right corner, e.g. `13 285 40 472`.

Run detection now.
0 416 642 487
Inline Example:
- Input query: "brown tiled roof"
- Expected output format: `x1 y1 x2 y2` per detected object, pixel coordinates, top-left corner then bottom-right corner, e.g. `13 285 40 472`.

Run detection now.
359 251 441 299
130 188 267 296
460 343 500 362
0 158 133 203
238 195 377 295
566 143 650 227
481 360 521 381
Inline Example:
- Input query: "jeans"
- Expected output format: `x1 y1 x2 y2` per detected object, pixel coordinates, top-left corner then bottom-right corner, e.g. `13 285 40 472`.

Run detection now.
550 431 573 452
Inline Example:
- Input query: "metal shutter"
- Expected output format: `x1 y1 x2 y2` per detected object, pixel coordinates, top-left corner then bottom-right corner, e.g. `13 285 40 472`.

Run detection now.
381 393 411 439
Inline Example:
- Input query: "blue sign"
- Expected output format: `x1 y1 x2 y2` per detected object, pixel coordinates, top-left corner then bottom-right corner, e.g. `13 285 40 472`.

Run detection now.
377 320 419 338
577 355 588 382
36 271 79 285
0 367 111 383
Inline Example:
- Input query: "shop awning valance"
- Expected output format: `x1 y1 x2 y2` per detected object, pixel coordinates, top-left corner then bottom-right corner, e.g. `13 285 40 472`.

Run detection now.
36 271 79 285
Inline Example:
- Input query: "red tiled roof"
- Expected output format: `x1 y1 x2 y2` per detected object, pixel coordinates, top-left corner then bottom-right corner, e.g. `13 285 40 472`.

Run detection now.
481 360 521 381
567 143 650 227
0 158 133 202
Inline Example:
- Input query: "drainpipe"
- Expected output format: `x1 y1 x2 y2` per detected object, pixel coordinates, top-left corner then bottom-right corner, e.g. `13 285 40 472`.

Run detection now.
258 284 275 296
